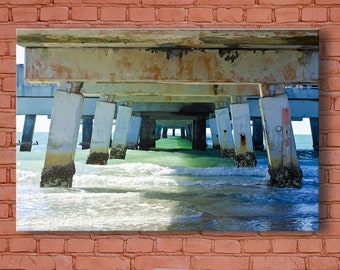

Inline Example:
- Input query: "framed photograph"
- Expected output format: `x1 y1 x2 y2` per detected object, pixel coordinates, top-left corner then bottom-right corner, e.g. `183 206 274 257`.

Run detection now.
16 29 319 231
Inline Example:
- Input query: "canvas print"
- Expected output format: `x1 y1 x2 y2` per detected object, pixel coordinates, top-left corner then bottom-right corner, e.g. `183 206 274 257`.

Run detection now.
16 29 319 231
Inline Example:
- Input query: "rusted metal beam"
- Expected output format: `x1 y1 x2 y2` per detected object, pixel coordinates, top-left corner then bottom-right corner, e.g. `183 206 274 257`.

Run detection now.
17 29 318 50
25 48 318 84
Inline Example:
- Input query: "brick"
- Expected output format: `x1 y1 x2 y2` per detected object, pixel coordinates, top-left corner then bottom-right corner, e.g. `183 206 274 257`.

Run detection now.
317 221 340 236
67 239 95 253
0 204 8 218
246 8 272 23
272 239 297 253
316 0 340 3
10 168 15 183
156 237 182 252
2 77 15 92
12 7 38 22
85 0 139 3
243 239 271 253
143 0 195 5
0 8 8 21
326 132 340 146
0 220 16 236
329 204 340 218
320 60 339 75
55 0 82 3
100 7 126 21
319 95 331 111
9 238 36 252
328 169 340 184
192 256 249 270
325 238 340 253
72 7 98 21
298 239 322 253
135 255 191 270
308 256 339 270
0 132 7 147
0 59 16 74
253 257 305 270
325 41 340 57
39 238 64 253
129 7 155 22
320 185 340 202
0 150 15 165
0 255 56 270
184 238 211 253
275 8 299 23
55 255 72 270
75 256 130 270
0 24 15 39
97 238 124 253
302 7 328 22
323 77 340 91
0 239 6 252
0 0 49 3
40 7 69 21
198 0 254 5
0 42 8 56
216 8 243 23
0 186 15 201
259 0 310 4
157 8 186 22
214 240 241 253
330 8 340 21
0 168 6 183
0 95 10 109
188 8 214 22
126 238 153 252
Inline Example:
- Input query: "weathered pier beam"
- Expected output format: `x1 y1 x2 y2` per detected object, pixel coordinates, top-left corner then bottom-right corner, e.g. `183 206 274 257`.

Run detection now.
252 117 265 151
86 96 115 165
309 118 319 152
110 104 132 159
127 115 142 150
259 85 302 188
41 83 84 188
230 97 256 167
215 106 234 157
20 114 36 152
81 115 93 150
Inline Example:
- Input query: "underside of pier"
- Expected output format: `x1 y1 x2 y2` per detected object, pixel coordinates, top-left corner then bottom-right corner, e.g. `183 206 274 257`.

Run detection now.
17 29 319 188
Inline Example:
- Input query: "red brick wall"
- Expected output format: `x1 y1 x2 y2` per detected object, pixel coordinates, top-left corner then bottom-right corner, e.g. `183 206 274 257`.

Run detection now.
1 1 339 269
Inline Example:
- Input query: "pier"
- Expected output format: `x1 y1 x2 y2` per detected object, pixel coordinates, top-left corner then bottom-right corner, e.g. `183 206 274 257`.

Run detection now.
16 29 319 188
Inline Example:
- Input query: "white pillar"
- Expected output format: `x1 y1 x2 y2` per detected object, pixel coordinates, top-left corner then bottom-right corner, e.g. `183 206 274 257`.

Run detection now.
230 102 256 167
110 105 132 159
41 88 83 187
86 99 115 165
215 107 234 157
208 116 220 150
259 93 302 187
127 115 142 150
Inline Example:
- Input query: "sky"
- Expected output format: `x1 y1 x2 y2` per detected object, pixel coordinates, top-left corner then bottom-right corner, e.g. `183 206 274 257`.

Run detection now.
16 45 312 135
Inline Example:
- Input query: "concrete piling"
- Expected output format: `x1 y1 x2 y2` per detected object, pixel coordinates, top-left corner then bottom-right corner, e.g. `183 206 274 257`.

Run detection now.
192 116 207 150
309 118 319 152
86 98 115 165
41 86 84 188
209 116 220 150
253 117 265 151
110 104 132 159
215 107 234 157
127 115 142 150
259 91 302 188
20 114 36 152
81 115 93 150
230 101 256 167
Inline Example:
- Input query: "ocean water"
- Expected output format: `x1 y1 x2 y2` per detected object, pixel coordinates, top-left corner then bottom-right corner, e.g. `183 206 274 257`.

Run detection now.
16 132 319 231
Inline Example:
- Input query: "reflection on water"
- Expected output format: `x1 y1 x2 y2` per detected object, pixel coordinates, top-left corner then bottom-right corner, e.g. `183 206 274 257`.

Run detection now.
16 133 319 231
